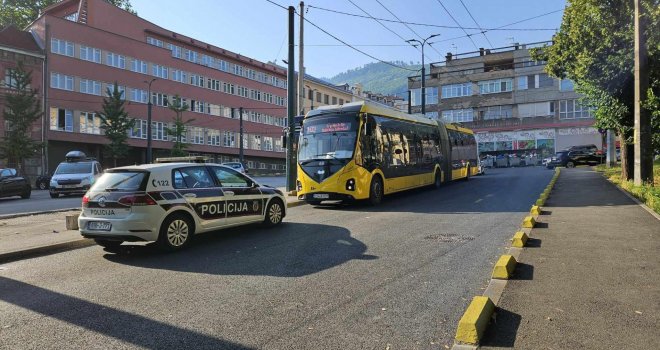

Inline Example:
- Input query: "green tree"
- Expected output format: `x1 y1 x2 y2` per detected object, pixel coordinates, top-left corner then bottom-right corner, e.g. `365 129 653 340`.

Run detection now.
98 82 134 167
0 0 135 29
166 95 193 157
0 61 42 171
531 0 659 180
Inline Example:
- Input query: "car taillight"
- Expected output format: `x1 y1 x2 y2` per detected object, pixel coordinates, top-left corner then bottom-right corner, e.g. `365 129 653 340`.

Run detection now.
118 194 157 206
82 195 89 206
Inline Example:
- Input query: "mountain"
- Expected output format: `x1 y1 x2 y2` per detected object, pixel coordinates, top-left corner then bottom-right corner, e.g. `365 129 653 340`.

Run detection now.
325 61 421 98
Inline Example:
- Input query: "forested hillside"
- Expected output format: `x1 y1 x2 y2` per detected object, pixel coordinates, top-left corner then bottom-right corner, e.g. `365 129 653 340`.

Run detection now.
326 61 421 98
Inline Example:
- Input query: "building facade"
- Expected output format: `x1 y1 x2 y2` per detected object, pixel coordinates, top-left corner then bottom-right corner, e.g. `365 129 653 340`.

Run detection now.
301 76 353 115
28 0 288 174
0 25 46 181
408 42 602 158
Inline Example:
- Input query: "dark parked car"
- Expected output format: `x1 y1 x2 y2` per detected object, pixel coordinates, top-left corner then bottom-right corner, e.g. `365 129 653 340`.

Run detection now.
546 150 605 168
36 174 51 190
0 168 31 199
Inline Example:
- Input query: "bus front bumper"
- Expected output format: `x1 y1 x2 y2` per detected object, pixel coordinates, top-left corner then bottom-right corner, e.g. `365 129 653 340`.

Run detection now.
299 192 356 202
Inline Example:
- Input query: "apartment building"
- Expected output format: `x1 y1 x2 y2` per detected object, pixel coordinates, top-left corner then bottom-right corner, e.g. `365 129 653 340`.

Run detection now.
301 76 353 114
0 25 45 179
27 0 288 174
408 42 602 158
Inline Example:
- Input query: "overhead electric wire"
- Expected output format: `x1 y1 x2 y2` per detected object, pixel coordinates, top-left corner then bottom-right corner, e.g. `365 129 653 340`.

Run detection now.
459 0 494 49
306 5 560 31
264 0 417 73
434 0 479 50
373 0 443 58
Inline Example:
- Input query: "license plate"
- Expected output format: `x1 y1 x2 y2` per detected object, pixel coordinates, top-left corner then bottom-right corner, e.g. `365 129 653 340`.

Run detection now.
88 221 111 231
313 193 329 199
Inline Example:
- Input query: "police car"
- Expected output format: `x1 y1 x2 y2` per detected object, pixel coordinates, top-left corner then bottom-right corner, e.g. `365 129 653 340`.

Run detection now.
78 158 286 251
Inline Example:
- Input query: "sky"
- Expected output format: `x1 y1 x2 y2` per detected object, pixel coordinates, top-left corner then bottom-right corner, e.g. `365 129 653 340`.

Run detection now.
130 0 567 79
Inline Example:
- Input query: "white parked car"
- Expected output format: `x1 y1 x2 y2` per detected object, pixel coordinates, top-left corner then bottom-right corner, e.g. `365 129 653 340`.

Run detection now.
221 162 248 174
78 161 286 251
50 151 102 198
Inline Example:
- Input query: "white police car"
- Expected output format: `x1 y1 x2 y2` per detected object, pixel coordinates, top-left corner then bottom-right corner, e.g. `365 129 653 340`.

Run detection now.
78 160 286 251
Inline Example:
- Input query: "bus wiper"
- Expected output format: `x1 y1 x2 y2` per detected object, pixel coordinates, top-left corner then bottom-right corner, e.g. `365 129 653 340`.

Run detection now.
300 155 343 164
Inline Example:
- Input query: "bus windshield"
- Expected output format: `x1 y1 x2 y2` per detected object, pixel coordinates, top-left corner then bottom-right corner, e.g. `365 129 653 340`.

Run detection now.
298 114 358 163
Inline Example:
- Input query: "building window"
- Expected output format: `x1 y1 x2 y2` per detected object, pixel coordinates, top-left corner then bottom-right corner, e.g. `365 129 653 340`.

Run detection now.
188 127 204 144
130 119 147 139
518 102 552 118
64 12 79 22
50 72 73 91
517 76 528 90
478 78 512 94
131 59 148 74
426 87 438 105
3 68 17 89
106 52 125 69
332 96 337 105
51 38 74 56
441 109 474 123
308 89 313 100
79 79 102 95
559 99 594 119
441 82 472 99
146 37 165 48
152 65 168 79
339 98 344 105
152 121 166 140
316 91 322 103
80 45 101 63
151 92 169 107
130 88 148 103
560 79 575 92
538 74 554 88
263 137 273 151
207 129 221 146
223 82 235 95
50 108 73 132
79 112 101 134
223 131 236 147
324 94 329 104
478 105 513 120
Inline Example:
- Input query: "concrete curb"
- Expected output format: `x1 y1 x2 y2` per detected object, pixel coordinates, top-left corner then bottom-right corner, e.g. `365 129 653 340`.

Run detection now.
0 207 79 220
452 168 561 348
0 239 94 264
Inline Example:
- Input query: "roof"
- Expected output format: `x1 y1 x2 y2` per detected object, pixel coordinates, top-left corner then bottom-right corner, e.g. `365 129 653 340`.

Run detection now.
308 100 438 127
0 26 43 55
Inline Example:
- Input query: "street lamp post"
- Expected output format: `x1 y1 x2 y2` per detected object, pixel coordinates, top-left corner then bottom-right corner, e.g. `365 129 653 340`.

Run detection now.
406 34 440 115
144 78 157 163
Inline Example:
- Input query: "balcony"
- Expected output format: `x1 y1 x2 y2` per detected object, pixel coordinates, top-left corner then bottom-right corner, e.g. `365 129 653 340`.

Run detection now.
459 115 595 132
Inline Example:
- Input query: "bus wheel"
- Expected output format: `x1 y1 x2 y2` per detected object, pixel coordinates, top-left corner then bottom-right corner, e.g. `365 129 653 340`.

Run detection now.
433 170 442 189
368 176 384 206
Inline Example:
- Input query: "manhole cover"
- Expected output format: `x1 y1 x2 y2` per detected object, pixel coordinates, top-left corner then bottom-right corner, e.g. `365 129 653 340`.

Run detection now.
424 233 475 242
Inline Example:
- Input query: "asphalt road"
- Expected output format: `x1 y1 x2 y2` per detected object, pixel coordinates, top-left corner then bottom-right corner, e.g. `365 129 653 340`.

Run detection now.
0 176 287 217
0 167 553 349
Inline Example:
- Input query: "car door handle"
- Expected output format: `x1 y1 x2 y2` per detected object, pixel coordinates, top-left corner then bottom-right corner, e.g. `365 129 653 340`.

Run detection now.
224 191 235 196
183 193 197 199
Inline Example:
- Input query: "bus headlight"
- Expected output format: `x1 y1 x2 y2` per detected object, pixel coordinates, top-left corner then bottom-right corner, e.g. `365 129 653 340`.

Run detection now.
296 180 302 192
345 178 355 191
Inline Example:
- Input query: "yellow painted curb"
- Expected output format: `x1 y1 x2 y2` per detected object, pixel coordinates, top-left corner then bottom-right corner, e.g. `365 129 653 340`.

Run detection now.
530 205 541 216
535 198 545 206
522 216 536 228
455 296 495 345
512 231 529 248
492 254 517 279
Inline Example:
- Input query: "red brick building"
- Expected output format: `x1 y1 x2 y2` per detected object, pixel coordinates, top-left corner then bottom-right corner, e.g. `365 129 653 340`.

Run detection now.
0 25 46 180
28 0 288 173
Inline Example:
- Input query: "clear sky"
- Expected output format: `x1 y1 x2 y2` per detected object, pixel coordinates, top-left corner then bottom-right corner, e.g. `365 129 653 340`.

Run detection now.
130 0 566 79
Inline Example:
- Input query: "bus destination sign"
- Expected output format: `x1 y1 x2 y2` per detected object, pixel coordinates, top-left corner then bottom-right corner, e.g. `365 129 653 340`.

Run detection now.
305 122 352 134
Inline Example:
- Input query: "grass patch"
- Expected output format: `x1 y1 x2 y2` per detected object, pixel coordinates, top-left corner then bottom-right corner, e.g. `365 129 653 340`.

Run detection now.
594 160 660 214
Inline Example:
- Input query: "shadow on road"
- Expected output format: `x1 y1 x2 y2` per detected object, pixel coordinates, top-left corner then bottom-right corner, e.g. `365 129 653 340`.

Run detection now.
0 276 254 349
103 222 377 277
480 307 522 348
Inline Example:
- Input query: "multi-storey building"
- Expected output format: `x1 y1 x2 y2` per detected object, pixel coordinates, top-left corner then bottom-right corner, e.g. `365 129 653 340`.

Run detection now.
408 42 602 159
27 0 288 174
0 25 45 180
301 76 354 114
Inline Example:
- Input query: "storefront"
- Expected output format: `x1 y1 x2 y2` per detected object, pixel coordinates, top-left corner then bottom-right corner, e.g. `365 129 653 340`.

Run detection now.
475 127 602 158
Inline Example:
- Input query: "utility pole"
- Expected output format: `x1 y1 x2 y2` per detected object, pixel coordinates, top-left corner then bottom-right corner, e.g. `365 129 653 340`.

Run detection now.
633 0 652 185
406 34 439 115
239 107 244 165
298 1 305 115
144 78 157 163
286 6 296 192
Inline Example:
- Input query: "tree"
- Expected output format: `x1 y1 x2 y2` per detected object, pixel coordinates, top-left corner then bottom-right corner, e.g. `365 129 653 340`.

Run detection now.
166 95 193 157
0 0 136 29
531 0 659 180
98 82 134 167
0 61 42 171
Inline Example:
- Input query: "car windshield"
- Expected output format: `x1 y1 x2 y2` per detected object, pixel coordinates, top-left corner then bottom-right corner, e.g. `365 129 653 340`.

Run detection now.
298 114 358 163
90 172 147 191
55 162 93 175
556 152 568 157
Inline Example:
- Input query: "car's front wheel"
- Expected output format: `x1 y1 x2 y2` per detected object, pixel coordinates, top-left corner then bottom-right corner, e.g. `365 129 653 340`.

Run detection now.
157 213 194 251
21 189 31 199
264 199 284 226
566 161 576 168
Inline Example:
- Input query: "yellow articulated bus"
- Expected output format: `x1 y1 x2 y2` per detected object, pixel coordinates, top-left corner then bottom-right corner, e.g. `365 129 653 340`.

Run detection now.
296 100 478 205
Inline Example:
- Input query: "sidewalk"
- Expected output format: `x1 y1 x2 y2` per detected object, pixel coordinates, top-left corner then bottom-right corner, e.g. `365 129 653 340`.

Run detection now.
481 168 660 349
0 189 303 263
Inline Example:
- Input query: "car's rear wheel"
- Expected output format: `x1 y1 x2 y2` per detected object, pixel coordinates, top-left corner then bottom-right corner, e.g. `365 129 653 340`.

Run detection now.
566 161 575 168
94 239 123 249
264 199 284 226
49 192 59 199
38 181 47 190
157 213 193 251
368 176 384 206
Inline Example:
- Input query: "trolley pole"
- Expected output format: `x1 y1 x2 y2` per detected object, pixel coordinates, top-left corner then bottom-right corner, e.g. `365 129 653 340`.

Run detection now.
286 6 296 192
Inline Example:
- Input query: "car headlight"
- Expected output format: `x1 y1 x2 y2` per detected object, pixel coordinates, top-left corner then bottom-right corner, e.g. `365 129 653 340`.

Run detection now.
50 180 57 187
89 175 95 184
